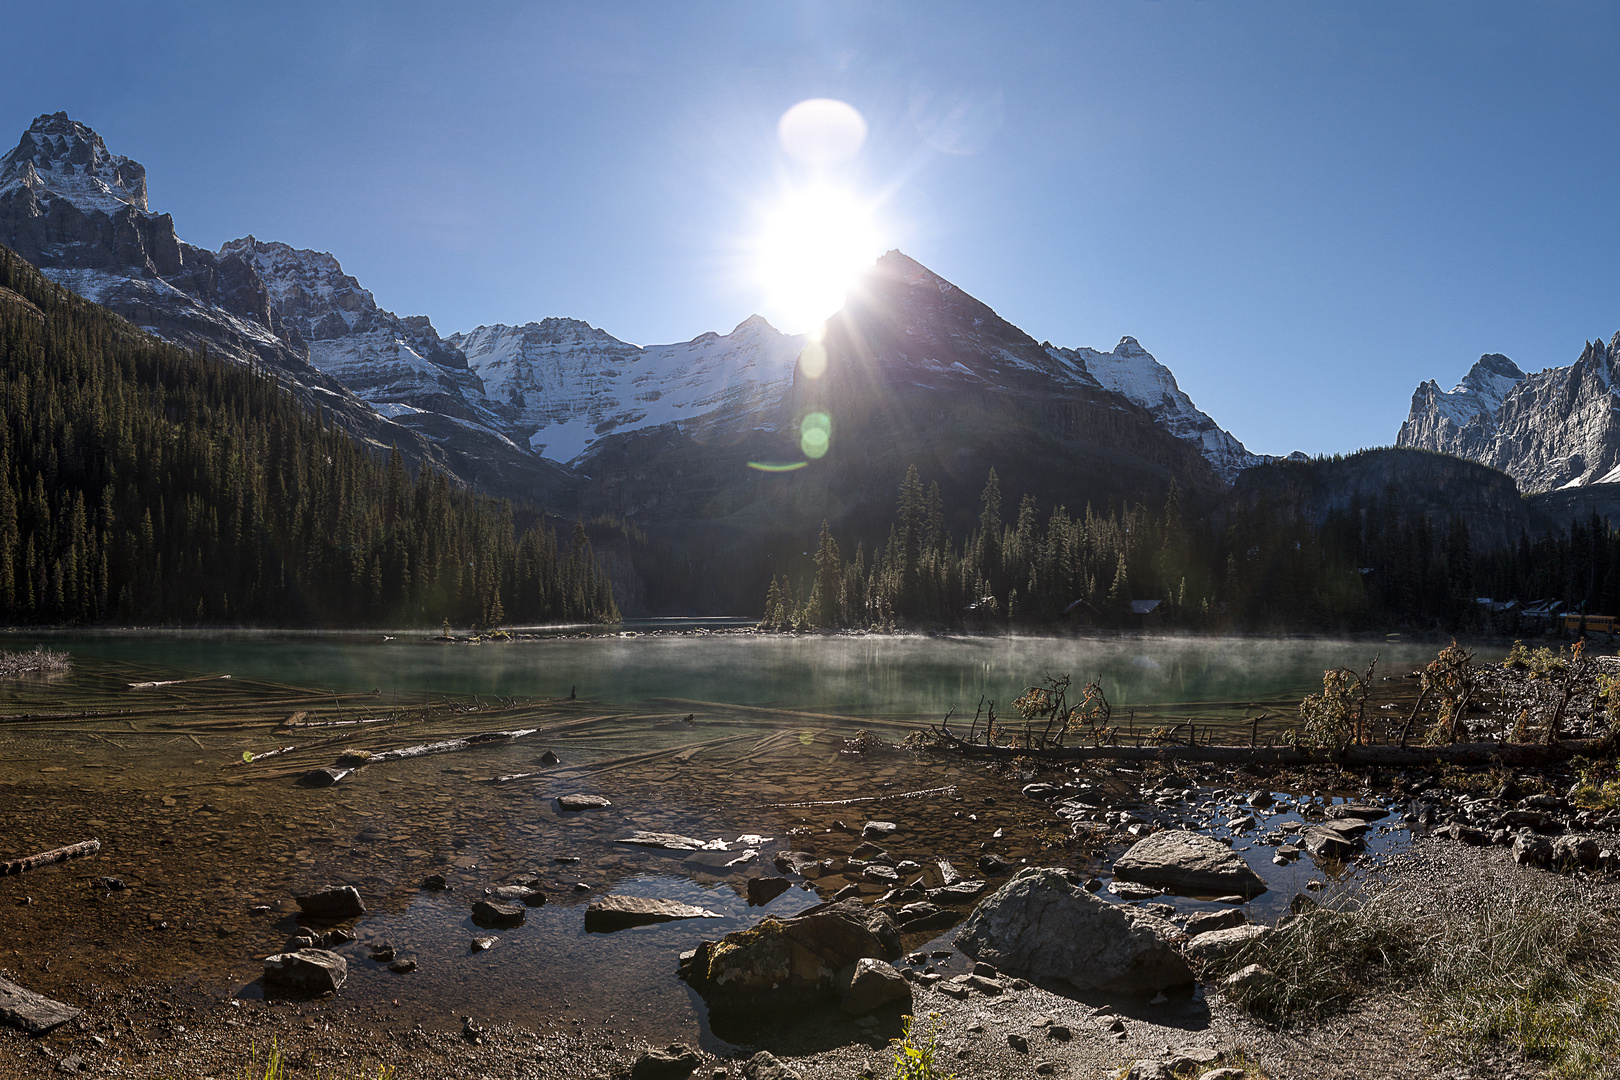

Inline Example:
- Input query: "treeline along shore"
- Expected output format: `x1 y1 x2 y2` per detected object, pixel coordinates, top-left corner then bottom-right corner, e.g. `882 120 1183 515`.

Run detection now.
0 245 617 628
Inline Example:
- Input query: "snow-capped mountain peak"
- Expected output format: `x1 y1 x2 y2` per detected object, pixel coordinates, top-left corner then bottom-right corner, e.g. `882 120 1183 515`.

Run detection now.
1045 336 1267 483
0 112 148 214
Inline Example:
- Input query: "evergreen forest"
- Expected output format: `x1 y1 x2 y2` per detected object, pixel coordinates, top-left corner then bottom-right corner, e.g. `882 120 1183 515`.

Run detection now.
760 464 1620 634
0 246 618 627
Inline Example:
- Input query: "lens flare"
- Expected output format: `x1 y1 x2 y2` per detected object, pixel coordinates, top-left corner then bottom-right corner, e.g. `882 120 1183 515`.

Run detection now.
800 411 832 460
777 98 867 167
798 339 827 379
758 184 882 332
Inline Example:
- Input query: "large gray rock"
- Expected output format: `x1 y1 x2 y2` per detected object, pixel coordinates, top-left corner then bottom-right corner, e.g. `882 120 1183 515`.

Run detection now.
0 976 80 1035
835 958 911 1015
629 1044 701 1080
682 899 901 1014
955 867 1194 992
262 949 347 995
1112 832 1267 897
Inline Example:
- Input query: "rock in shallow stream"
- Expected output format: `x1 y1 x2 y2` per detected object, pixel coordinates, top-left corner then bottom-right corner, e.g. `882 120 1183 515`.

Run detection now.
1111 831 1268 897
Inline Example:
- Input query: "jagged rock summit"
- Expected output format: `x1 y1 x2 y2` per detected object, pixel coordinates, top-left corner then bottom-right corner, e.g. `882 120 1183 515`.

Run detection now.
0 112 148 214
1399 337 1620 491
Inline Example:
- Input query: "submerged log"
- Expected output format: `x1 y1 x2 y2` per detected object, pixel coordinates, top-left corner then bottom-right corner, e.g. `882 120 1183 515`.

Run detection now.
926 728 1601 768
365 729 538 763
1 838 101 878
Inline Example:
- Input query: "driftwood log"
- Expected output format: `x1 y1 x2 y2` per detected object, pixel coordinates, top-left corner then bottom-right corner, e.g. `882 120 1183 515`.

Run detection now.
928 728 1603 768
1 839 100 878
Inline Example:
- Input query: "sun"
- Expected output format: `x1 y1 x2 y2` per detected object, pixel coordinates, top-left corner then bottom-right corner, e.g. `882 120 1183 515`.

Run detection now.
756 183 884 334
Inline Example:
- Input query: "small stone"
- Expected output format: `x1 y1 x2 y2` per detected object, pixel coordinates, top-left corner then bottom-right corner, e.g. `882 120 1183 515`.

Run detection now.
368 943 395 962
862 821 898 840
1125 1061 1173 1080
836 958 912 1014
421 874 449 890
539 750 561 765
1222 963 1273 996
294 885 365 921
1047 1025 1072 1041
1008 1033 1029 1052
741 1050 802 1080
471 900 526 928
387 958 417 974
1198 1071 1245 1080
471 936 498 951
746 876 792 906
262 949 347 995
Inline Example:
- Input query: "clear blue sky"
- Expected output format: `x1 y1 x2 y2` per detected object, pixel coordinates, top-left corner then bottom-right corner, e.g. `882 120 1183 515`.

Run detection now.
6 2 1620 458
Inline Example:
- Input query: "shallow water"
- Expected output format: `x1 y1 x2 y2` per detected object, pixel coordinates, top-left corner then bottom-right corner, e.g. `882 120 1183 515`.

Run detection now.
0 632 1443 1051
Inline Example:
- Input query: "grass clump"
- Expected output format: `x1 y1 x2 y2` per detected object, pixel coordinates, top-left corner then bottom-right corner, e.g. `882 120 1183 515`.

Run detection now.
889 1012 955 1080
167 1041 398 1079
1218 883 1620 1078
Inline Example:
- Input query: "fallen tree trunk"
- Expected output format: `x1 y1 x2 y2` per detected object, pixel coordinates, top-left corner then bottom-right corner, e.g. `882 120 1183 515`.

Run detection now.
1 839 100 878
926 729 1603 768
364 728 538 763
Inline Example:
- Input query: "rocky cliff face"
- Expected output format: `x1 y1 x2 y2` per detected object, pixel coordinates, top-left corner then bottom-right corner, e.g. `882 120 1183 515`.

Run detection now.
1398 339 1620 492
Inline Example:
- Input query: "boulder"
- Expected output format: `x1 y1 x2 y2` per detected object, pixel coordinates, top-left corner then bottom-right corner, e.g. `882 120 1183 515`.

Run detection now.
294 886 365 921
683 899 901 1013
955 867 1194 993
487 885 546 907
584 896 722 932
1328 803 1388 820
1184 924 1271 964
1112 832 1267 897
835 957 912 1014
862 821 898 839
1512 833 1553 867
742 1051 802 1080
630 1043 701 1080
0 976 81 1035
262 949 347 995
1553 833 1601 867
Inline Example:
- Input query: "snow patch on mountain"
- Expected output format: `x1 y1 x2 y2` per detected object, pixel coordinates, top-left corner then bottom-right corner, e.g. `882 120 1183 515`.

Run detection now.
450 315 804 463
1046 336 1267 483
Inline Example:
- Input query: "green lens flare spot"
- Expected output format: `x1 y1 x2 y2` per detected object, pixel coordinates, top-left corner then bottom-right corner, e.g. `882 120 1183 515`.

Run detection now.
798 731 814 745
800 412 832 459
747 460 809 472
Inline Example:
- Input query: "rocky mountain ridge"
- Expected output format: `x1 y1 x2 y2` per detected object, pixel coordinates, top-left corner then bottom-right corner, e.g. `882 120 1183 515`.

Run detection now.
1398 337 1620 492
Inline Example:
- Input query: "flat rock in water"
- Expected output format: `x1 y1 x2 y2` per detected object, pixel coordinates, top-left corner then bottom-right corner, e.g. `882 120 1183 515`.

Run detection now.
746 877 792 906
927 880 988 903
1112 832 1267 897
471 900 526 928
956 867 1193 993
1185 909 1248 936
557 793 612 811
0 976 81 1035
298 767 350 788
1301 828 1358 860
584 895 723 932
262 949 347 995
294 886 366 920
1328 803 1388 820
862 821 898 839
618 831 705 850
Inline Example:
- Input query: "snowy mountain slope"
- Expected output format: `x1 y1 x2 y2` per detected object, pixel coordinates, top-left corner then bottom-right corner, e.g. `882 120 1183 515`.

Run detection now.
1398 341 1620 492
219 237 518 438
1046 336 1268 484
449 315 805 463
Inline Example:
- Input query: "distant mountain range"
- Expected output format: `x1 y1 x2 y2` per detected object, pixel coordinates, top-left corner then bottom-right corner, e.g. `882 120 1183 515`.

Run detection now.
18 109 1620 614
1399 337 1620 493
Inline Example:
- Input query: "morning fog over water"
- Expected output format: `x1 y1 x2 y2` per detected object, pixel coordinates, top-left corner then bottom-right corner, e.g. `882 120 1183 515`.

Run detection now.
0 629 1451 727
